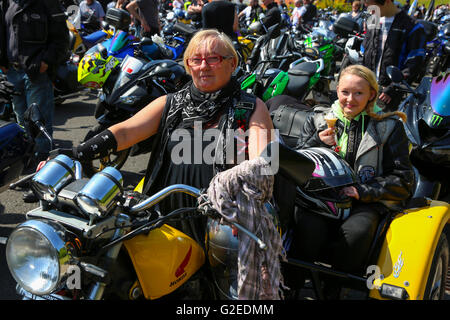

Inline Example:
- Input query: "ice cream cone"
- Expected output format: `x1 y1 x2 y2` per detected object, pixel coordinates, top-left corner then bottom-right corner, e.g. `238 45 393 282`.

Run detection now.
324 114 337 128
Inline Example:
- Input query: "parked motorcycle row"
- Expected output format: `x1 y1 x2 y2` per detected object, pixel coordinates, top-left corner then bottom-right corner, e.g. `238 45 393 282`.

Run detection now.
0 1 449 301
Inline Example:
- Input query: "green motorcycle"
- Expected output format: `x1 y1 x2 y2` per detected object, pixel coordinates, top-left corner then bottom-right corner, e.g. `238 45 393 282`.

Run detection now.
240 47 333 104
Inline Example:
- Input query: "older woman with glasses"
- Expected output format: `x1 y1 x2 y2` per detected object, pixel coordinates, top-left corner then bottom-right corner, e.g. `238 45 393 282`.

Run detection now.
47 29 274 232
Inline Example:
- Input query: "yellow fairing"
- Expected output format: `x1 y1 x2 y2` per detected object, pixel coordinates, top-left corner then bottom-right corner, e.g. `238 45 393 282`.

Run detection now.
67 20 83 53
124 224 205 300
369 200 450 300
125 177 205 300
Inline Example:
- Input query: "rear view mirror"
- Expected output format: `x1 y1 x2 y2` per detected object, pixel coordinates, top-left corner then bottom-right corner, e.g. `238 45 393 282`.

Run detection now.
23 103 52 144
386 65 403 83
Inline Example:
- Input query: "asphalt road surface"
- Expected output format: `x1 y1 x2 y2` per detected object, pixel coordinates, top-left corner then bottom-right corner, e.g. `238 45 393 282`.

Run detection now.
0 92 448 300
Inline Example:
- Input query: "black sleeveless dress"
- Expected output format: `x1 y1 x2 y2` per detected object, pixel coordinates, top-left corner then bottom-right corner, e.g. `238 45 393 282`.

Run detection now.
156 127 216 215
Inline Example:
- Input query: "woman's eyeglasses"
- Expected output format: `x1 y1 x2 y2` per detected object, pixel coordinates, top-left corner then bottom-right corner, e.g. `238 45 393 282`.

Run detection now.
186 55 232 67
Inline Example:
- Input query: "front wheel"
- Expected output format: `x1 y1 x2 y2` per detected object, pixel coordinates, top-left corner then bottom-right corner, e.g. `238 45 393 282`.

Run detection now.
424 232 449 300
81 124 131 177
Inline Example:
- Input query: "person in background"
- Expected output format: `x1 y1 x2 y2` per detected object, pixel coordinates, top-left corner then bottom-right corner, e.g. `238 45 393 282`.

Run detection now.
238 0 264 27
245 0 280 69
79 0 106 22
350 0 364 32
361 0 425 111
0 0 70 202
290 0 303 27
351 0 362 18
173 0 187 19
186 0 204 25
202 0 239 39
296 0 316 26
126 0 160 37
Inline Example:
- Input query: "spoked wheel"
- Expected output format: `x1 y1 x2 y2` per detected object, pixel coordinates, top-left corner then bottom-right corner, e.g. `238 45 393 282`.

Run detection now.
81 124 131 177
424 233 449 300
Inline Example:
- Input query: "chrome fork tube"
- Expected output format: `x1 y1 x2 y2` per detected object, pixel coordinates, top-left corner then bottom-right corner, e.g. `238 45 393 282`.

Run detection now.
87 214 131 300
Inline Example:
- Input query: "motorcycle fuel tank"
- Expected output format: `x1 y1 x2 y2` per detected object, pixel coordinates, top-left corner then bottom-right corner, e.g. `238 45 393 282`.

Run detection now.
124 223 205 299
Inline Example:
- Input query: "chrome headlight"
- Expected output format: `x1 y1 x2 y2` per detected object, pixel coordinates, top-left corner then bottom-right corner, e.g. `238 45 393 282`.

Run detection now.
76 166 123 218
31 154 77 203
6 220 77 295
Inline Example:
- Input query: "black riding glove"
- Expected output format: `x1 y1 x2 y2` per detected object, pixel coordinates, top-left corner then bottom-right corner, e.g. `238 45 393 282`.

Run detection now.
49 129 118 161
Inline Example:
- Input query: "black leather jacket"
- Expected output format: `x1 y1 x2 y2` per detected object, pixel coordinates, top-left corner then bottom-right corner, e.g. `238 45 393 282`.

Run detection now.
0 0 70 80
362 10 425 95
298 107 415 206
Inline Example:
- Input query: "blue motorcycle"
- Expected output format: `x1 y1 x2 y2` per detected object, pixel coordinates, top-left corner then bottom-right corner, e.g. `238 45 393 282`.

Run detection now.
427 23 450 77
418 20 450 78
0 76 50 193
387 65 450 201
88 7 180 63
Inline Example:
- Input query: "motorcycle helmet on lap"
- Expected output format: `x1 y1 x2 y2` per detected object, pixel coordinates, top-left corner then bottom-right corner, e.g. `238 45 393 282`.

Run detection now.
295 147 357 220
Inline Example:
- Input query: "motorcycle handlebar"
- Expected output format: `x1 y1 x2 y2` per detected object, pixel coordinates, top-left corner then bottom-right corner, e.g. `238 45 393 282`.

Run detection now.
271 52 302 60
127 184 267 250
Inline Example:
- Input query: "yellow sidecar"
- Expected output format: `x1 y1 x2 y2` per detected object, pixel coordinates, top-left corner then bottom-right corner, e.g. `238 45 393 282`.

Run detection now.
368 199 449 300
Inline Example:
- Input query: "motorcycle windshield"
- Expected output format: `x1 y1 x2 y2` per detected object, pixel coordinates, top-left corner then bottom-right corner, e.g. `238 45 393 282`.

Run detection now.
430 74 450 117
311 28 335 42
109 31 133 54
113 55 145 91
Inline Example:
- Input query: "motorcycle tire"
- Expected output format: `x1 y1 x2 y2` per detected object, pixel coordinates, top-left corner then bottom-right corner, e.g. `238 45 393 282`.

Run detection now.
423 232 449 300
81 123 131 177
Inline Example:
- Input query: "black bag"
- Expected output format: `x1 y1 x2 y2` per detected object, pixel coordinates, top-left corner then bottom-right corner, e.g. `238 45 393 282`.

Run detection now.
270 104 312 149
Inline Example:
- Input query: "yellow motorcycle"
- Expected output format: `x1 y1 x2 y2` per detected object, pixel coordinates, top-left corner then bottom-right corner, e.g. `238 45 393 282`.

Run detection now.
3 142 449 300
66 19 114 58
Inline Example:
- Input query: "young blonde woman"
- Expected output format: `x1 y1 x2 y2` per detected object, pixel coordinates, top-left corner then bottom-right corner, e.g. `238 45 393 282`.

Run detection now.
290 65 415 298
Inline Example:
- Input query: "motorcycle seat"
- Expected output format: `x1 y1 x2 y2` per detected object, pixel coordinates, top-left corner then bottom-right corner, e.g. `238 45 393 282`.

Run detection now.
83 30 108 46
285 76 309 100
288 61 318 77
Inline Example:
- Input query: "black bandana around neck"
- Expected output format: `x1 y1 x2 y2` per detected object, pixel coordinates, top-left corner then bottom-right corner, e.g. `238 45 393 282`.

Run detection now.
180 77 241 128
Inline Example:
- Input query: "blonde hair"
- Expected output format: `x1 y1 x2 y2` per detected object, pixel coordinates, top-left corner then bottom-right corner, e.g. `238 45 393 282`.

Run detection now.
338 64 407 122
183 29 239 75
